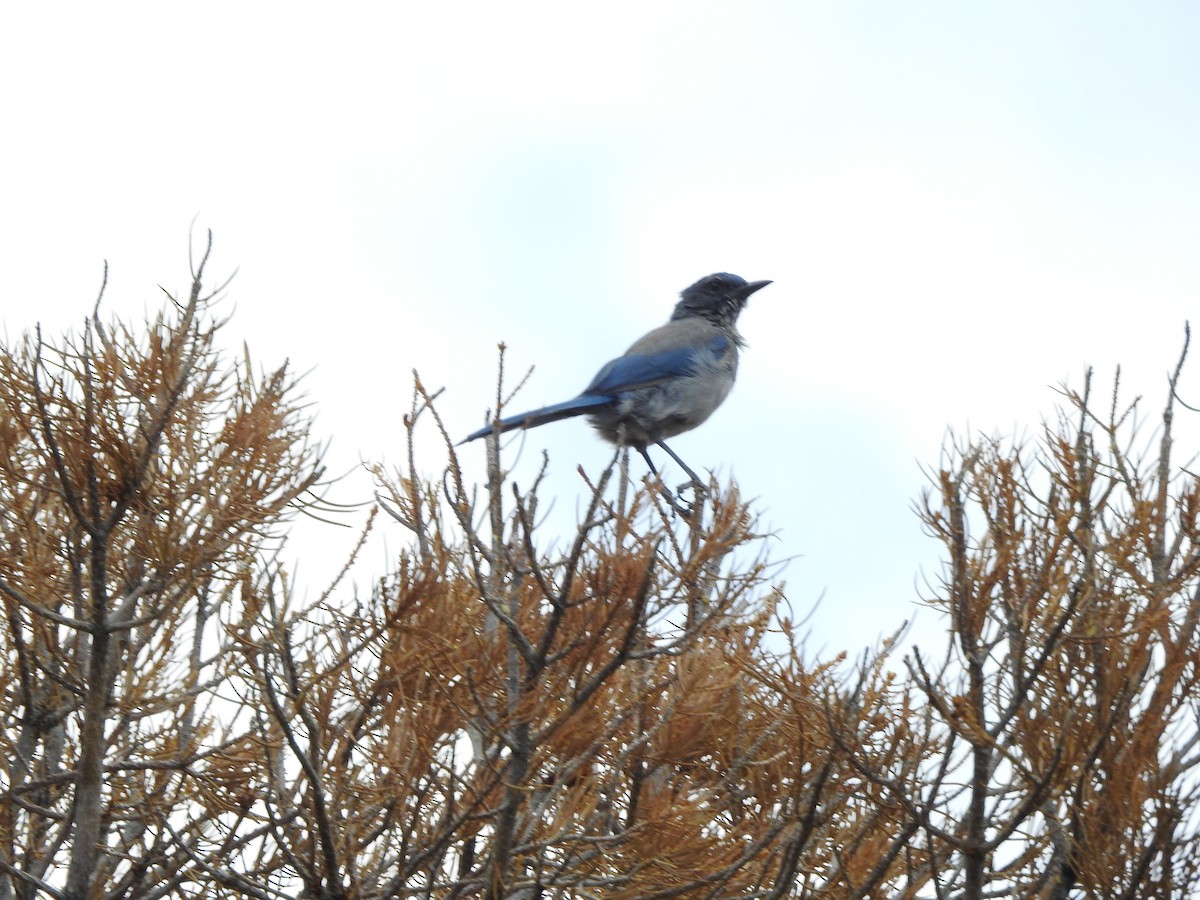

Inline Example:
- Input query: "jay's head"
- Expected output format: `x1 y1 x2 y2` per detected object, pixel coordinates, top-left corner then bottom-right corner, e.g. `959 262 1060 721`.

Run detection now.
671 273 772 327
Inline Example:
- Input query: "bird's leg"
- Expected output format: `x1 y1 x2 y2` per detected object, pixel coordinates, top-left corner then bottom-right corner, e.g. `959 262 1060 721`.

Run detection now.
638 446 700 520
655 440 706 497
638 447 695 520
637 446 664 484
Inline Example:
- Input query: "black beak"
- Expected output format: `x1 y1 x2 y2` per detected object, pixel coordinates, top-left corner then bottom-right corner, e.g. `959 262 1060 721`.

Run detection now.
735 279 772 301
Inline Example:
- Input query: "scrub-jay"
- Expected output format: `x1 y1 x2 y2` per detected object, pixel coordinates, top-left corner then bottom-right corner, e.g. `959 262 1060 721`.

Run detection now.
463 273 770 505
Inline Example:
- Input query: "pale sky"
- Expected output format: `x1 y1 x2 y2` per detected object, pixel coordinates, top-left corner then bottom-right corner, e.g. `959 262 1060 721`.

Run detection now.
4 2 1200 652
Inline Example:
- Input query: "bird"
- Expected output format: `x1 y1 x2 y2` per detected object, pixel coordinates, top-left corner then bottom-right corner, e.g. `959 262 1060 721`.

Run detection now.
462 273 771 510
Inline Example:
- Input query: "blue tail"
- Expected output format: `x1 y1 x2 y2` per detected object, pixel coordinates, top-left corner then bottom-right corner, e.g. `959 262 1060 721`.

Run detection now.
460 393 613 444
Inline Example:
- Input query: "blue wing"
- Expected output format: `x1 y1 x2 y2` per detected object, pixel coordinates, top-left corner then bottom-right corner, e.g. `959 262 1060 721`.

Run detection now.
584 334 730 395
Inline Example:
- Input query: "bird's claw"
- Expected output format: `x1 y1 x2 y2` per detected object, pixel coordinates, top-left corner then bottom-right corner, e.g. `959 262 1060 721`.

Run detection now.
658 479 705 522
665 493 696 521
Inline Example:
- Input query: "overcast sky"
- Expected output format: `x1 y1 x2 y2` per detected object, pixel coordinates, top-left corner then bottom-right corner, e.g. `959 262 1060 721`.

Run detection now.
4 3 1200 652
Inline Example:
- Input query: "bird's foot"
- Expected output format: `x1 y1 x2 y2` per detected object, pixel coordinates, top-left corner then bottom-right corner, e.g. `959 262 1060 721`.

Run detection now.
664 493 696 522
658 479 706 522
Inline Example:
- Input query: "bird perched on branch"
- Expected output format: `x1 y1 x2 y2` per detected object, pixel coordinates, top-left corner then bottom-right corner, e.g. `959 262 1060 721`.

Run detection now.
462 272 771 510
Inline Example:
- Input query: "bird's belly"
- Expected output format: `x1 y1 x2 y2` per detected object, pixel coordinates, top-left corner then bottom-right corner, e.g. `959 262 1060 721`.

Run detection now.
586 373 733 447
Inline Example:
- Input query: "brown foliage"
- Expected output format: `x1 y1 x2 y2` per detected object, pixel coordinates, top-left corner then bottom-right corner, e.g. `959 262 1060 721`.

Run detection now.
4 240 1200 898
906 359 1200 897
0 237 323 899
